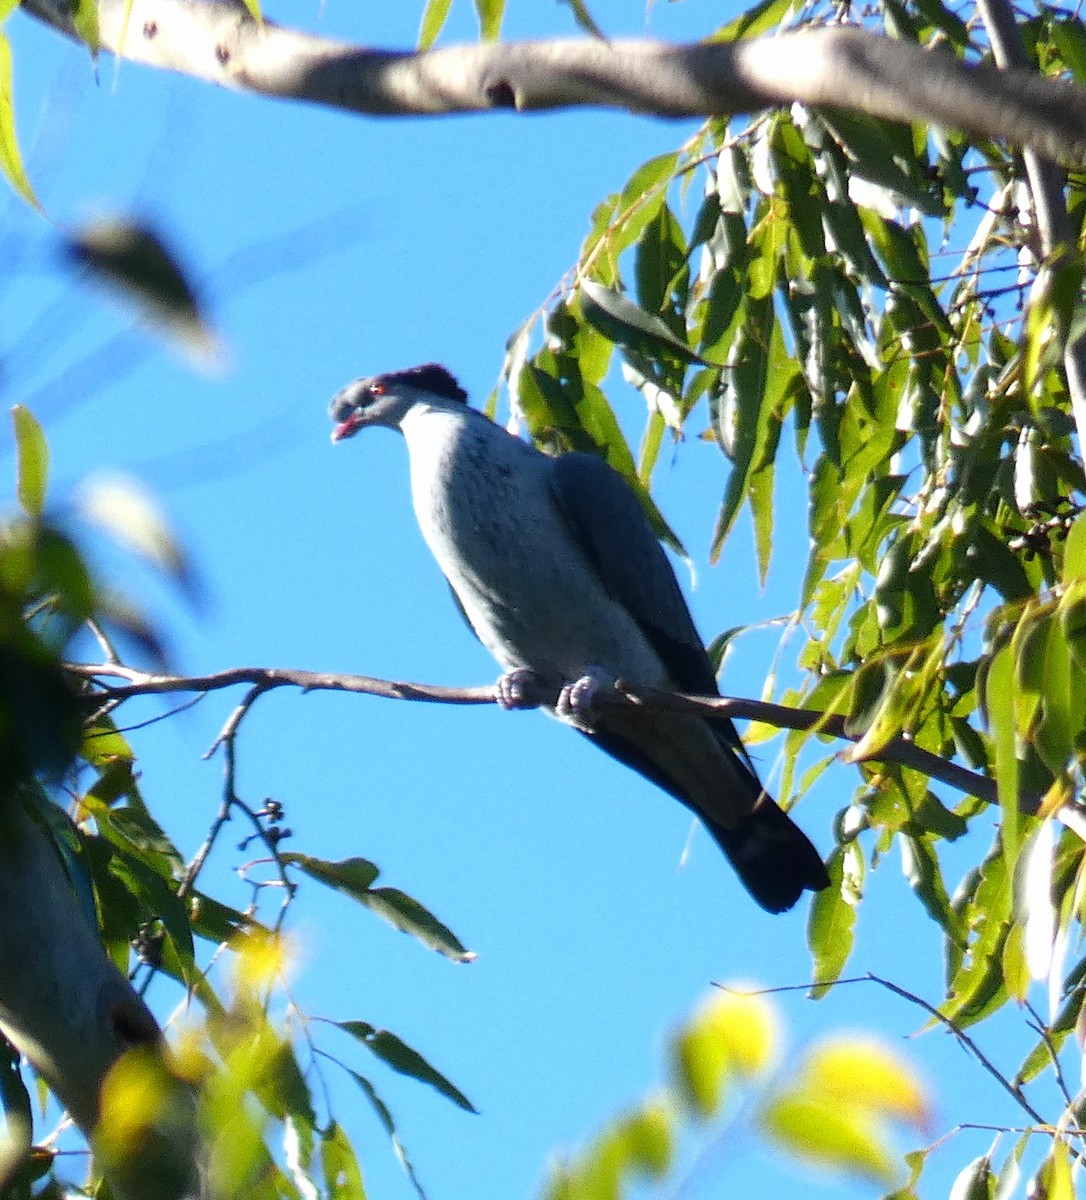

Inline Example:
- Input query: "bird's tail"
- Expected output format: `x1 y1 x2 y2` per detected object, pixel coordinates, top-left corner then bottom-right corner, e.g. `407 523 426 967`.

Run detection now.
708 799 830 914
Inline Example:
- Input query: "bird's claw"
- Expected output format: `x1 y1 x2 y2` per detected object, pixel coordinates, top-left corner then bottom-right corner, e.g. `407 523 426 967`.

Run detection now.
557 668 613 730
496 668 548 711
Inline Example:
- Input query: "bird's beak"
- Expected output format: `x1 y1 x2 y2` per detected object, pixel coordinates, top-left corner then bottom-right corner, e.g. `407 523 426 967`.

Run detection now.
331 410 366 443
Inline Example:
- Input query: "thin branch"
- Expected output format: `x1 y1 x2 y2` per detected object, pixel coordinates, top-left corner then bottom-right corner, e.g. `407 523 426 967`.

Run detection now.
18 0 1086 166
740 973 1050 1128
65 659 1072 822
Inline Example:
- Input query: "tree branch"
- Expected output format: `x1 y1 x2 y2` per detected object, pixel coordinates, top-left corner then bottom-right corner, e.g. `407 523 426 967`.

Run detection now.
19 0 1086 165
68 660 1078 828
0 789 201 1200
973 0 1086 451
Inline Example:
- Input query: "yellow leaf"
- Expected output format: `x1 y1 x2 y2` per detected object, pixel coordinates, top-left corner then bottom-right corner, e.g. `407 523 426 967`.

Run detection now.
800 1036 929 1127
761 1092 898 1186
671 989 777 1117
0 31 39 210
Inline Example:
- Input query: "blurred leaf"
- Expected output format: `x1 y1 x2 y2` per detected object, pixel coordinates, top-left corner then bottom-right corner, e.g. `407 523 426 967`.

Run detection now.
948 1155 994 1200
0 30 39 210
799 1038 929 1126
77 473 193 591
1061 511 1086 583
236 0 263 25
613 1099 672 1178
1051 17 1086 82
671 990 776 1117
708 0 800 40
473 0 503 39
321 1121 366 1200
559 0 605 38
336 1022 476 1112
417 0 452 47
11 406 48 518
70 0 100 55
66 217 220 364
761 1093 898 1186
1032 1142 1074 1200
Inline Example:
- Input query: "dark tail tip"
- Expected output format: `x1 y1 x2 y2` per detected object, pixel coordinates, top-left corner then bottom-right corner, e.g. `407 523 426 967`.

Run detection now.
711 801 830 914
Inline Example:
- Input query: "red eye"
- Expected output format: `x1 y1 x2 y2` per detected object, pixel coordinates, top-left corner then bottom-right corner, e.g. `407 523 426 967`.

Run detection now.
370 382 385 396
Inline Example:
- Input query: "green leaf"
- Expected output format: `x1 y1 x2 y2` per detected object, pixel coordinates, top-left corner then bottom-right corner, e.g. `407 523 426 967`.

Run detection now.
70 0 100 55
236 0 263 25
321 1122 367 1200
0 32 39 210
11 405 48 517
984 642 1020 862
708 0 800 41
417 0 452 48
671 991 775 1117
1060 510 1086 584
817 110 942 215
808 848 856 993
282 853 473 960
761 1094 897 1186
344 1069 427 1199
709 296 793 575
1033 1142 1075 1200
947 1155 994 1200
613 1100 672 1178
281 853 380 897
360 887 474 962
558 0 605 38
473 0 502 40
336 1022 476 1112
1051 17 1086 83
580 281 707 367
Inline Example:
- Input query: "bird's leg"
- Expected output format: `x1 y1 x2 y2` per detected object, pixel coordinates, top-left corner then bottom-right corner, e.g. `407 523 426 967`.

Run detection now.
495 668 553 711
556 667 615 731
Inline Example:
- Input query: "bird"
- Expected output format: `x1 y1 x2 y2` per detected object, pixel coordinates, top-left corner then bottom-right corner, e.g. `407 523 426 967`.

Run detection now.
329 363 829 913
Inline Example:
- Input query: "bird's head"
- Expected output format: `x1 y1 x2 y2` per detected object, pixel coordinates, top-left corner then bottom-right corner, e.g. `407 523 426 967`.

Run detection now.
329 364 468 441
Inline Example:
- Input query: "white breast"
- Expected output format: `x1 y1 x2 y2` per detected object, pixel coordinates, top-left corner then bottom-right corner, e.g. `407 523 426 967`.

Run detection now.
399 404 668 687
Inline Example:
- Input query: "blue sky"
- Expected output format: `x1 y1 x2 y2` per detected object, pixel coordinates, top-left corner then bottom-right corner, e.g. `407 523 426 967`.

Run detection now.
1 2 1059 1197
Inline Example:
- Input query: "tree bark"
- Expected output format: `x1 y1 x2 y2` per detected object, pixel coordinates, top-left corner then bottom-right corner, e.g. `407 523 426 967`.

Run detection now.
20 0 1086 166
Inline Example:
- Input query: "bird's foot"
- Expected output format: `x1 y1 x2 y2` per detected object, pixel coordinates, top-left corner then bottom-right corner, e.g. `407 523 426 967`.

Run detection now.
557 667 615 731
495 668 550 711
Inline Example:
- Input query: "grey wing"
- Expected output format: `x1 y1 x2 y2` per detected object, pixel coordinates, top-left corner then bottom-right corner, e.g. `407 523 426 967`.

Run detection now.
547 452 719 696
548 450 762 787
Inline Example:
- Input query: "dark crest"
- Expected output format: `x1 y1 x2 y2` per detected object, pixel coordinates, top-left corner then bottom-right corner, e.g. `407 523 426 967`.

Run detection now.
383 363 468 403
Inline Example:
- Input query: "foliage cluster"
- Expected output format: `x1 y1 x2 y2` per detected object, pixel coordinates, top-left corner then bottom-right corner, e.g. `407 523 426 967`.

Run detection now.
3 0 1086 1193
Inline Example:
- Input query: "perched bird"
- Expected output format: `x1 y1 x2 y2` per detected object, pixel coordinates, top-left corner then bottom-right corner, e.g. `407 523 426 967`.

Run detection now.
329 364 829 913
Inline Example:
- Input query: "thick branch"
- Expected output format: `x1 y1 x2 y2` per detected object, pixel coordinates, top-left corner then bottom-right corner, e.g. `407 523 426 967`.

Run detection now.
0 790 201 1200
20 0 1086 165
69 660 1062 820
